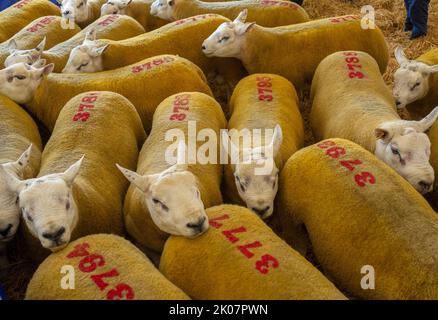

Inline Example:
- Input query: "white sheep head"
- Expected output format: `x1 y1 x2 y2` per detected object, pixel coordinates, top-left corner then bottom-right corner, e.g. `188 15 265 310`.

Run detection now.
150 0 177 21
223 125 282 219
117 141 209 238
62 29 108 74
0 62 54 104
4 37 46 67
393 47 438 109
202 9 254 59
0 156 84 251
59 0 91 24
101 0 132 15
375 107 438 194
0 145 32 242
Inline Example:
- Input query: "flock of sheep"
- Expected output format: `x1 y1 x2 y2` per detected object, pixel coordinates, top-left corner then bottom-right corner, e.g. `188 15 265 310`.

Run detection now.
0 0 437 300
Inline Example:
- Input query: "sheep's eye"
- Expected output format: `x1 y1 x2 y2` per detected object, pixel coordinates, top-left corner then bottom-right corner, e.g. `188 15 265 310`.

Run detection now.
219 36 230 43
14 75 26 80
76 62 89 71
272 179 276 189
411 82 420 90
15 196 19 205
77 2 84 8
391 147 400 155
66 201 70 210
236 176 246 192
24 210 33 222
168 0 174 6
152 198 169 211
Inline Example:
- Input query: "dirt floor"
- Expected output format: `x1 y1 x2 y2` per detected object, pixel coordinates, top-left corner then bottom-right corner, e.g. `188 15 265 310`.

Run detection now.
1 0 437 300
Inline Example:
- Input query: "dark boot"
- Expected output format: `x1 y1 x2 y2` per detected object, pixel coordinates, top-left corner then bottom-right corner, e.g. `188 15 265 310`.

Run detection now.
409 0 430 39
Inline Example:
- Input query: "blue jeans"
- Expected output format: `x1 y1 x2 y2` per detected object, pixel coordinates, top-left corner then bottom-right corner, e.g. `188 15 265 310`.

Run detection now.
404 0 430 36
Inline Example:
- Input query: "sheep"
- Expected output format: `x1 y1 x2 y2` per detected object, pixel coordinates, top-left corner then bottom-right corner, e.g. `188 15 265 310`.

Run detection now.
118 92 226 254
25 234 190 299
100 0 167 31
427 122 438 210
393 47 438 120
160 204 346 299
277 138 438 299
0 0 61 43
222 73 304 219
64 14 246 107
150 0 309 27
0 56 212 132
0 95 42 243
310 51 438 195
0 16 81 67
42 14 145 73
0 91 146 261
59 0 108 28
202 11 389 89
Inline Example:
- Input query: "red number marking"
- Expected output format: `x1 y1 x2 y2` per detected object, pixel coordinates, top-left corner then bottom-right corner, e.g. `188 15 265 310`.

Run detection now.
131 56 175 74
340 159 363 171
355 172 376 187
91 268 120 290
66 243 90 259
326 146 346 159
349 71 365 79
255 254 279 275
256 76 273 102
209 214 230 229
222 226 247 244
343 52 365 79
169 94 190 121
97 14 119 27
107 283 135 300
238 241 262 259
317 140 336 149
78 254 105 273
175 14 218 25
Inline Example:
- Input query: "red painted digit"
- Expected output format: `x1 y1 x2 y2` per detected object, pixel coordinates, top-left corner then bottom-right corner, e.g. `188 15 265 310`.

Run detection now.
347 64 362 71
222 226 247 244
317 140 336 149
257 81 272 88
238 241 262 259
340 159 363 171
349 71 365 79
255 254 279 274
66 243 90 259
169 113 186 121
79 254 105 273
326 146 346 158
355 172 376 187
107 283 135 300
91 268 119 290
258 88 272 94
209 214 230 229
345 57 359 63
73 112 90 122
82 95 98 103
78 104 94 112
344 52 358 56
256 77 271 82
259 95 273 102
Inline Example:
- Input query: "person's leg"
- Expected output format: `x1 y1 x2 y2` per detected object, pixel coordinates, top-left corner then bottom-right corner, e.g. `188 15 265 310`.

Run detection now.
404 0 413 31
410 0 430 39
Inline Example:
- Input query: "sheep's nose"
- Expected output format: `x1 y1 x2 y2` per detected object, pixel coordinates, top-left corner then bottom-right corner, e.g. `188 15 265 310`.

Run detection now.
43 227 66 241
63 10 71 15
252 206 270 217
0 224 13 237
187 216 206 233
418 180 433 193
395 100 402 107
201 44 206 50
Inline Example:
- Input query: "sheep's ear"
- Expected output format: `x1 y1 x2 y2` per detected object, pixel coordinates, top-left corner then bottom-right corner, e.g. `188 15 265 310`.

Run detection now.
90 44 108 57
402 127 416 135
36 37 46 52
425 64 438 75
222 130 240 164
35 63 55 76
10 144 32 174
116 164 151 193
120 0 132 7
235 22 255 36
175 139 188 171
375 126 393 142
268 124 283 157
234 9 248 23
7 39 17 52
31 59 46 68
394 46 409 66
59 156 84 186
85 28 96 41
0 165 26 194
417 106 438 132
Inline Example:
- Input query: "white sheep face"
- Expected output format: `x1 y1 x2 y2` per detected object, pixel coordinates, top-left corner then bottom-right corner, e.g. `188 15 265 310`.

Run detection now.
4 38 45 67
202 10 254 59
374 107 438 194
60 0 90 24
0 62 54 104
224 125 282 219
150 0 176 21
62 44 108 74
118 164 209 238
1 157 83 251
100 0 131 15
0 146 32 242
393 47 438 109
